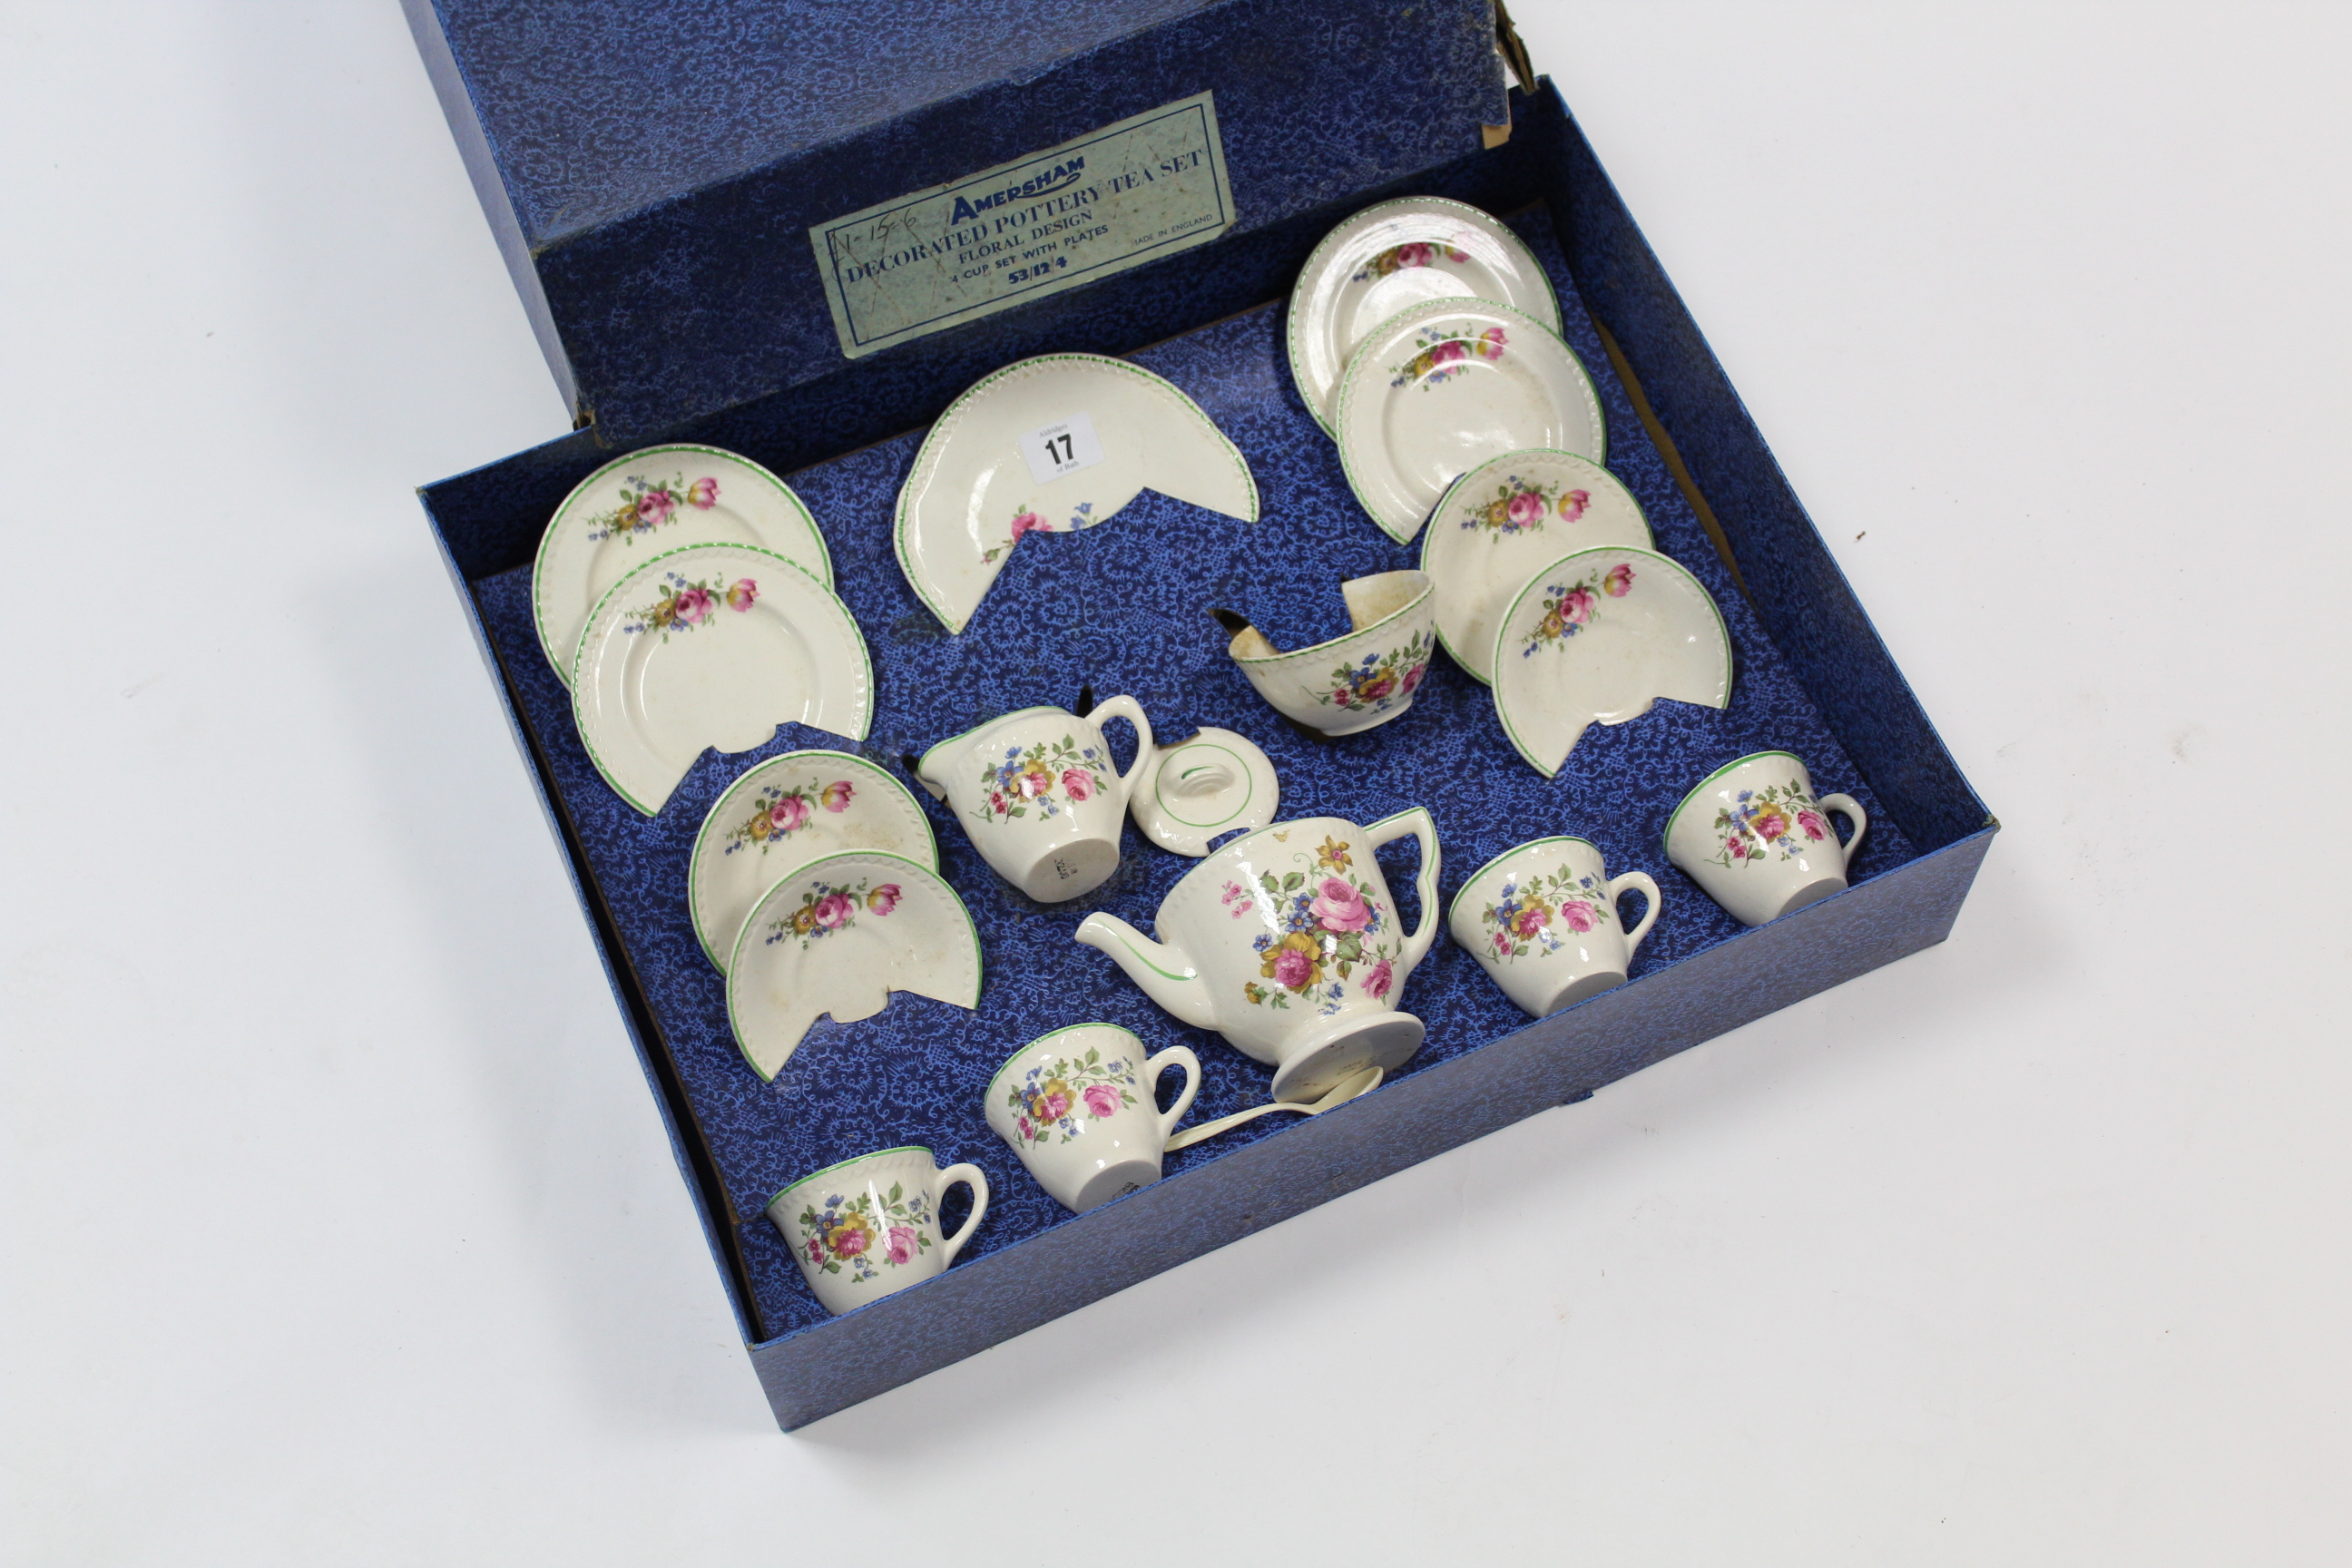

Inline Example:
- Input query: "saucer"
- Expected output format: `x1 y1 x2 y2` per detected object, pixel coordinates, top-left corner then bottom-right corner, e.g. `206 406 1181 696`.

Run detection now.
725 851 983 1081
572 544 873 816
688 750 939 974
1490 545 1731 777
1129 727 1280 856
1287 196 1559 435
1334 299 1605 544
532 444 831 687
1226 570 1436 737
895 353 1259 632
1419 450 1652 684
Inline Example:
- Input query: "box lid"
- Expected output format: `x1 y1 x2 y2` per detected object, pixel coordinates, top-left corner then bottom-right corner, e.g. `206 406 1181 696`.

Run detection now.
405 0 1509 444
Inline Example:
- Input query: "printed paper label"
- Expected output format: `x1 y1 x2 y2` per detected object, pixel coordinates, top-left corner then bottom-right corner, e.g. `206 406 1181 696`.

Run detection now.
810 93 1233 359
1017 413 1105 485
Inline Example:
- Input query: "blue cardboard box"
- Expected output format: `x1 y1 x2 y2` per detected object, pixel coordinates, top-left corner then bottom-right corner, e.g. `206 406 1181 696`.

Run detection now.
407 0 1994 1428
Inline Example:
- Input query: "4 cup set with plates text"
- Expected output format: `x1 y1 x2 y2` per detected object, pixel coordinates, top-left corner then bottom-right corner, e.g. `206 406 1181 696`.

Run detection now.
528 198 1868 1317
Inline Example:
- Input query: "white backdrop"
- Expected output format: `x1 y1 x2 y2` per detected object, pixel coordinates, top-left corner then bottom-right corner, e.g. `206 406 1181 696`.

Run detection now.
3 4 2345 1562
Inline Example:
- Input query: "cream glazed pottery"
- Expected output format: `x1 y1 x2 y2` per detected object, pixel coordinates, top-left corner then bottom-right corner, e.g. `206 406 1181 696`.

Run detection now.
1490 545 1731 778
687 750 937 974
724 850 982 1080
1419 449 1652 684
916 699 1155 902
1128 726 1280 856
769 1147 988 1317
572 543 873 816
533 444 832 686
1074 809 1441 1102
1665 752 1868 926
985 1024 1200 1212
1225 571 1436 737
1286 196 1561 436
894 354 1259 633
1448 837 1661 1016
1334 298 1605 543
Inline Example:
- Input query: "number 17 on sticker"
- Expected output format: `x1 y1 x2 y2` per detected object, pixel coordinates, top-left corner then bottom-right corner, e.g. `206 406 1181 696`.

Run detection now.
1019 412 1105 485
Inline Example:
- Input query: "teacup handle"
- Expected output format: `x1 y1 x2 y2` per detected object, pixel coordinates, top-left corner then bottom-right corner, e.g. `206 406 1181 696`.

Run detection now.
1145 1046 1201 1143
933 1163 990 1267
1608 871 1662 958
1818 793 1867 863
1086 694 1156 808
1364 807 1442 985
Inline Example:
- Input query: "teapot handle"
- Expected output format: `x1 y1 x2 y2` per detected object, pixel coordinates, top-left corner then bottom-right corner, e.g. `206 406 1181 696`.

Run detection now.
1085 694 1156 809
1364 807 1442 986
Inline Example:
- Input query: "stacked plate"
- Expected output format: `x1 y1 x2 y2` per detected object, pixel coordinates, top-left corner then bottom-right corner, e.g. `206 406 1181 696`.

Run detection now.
532 445 875 816
1289 200 1731 769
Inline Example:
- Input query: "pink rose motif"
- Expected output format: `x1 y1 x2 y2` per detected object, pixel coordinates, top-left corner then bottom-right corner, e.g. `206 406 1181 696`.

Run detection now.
1020 768 1053 799
1311 877 1372 934
1272 945 1317 989
1363 957 1395 1001
1560 488 1591 522
884 1226 919 1266
831 1226 867 1259
1061 769 1095 802
1009 510 1046 539
813 892 855 928
635 489 675 528
1430 338 1467 367
1797 808 1829 841
867 883 901 916
1399 662 1426 695
1559 901 1597 934
671 586 714 625
1603 564 1635 598
725 577 759 611
820 779 854 812
1508 489 1545 527
1511 906 1549 940
769 794 810 834
1083 1084 1122 1119
688 476 719 508
1561 587 1596 625
1037 1090 1072 1122
1357 672 1396 704
1476 327 1507 358
1396 241 1434 269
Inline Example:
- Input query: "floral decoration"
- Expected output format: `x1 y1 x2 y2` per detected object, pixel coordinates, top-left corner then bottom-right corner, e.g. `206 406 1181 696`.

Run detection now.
584 471 720 544
721 776 858 855
1707 776 1836 868
1348 240 1470 283
1002 1041 1141 1149
1240 833 1400 1016
794 1181 934 1283
1476 863 1613 961
762 877 903 949
620 570 760 642
1458 476 1592 536
1317 628 1433 717
973 732 1109 823
982 499 1098 563
1518 562 1636 657
1388 323 1507 389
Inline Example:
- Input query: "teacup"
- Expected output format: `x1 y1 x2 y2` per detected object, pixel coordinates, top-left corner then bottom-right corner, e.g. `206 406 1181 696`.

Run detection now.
767 1146 989 1316
1664 751 1867 926
1076 809 1440 1101
1224 571 1436 737
915 699 1155 901
1448 836 1661 1015
985 1024 1201 1212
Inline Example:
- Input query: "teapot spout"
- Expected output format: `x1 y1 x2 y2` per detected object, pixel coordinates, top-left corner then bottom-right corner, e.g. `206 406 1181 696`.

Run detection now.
1074 913 1218 1031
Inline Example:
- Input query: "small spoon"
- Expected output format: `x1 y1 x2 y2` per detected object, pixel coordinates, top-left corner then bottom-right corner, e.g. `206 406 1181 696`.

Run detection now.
1161 1066 1384 1152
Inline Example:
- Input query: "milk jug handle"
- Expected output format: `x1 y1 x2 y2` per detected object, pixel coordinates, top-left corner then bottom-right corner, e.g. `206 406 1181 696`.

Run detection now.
1364 807 1441 981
